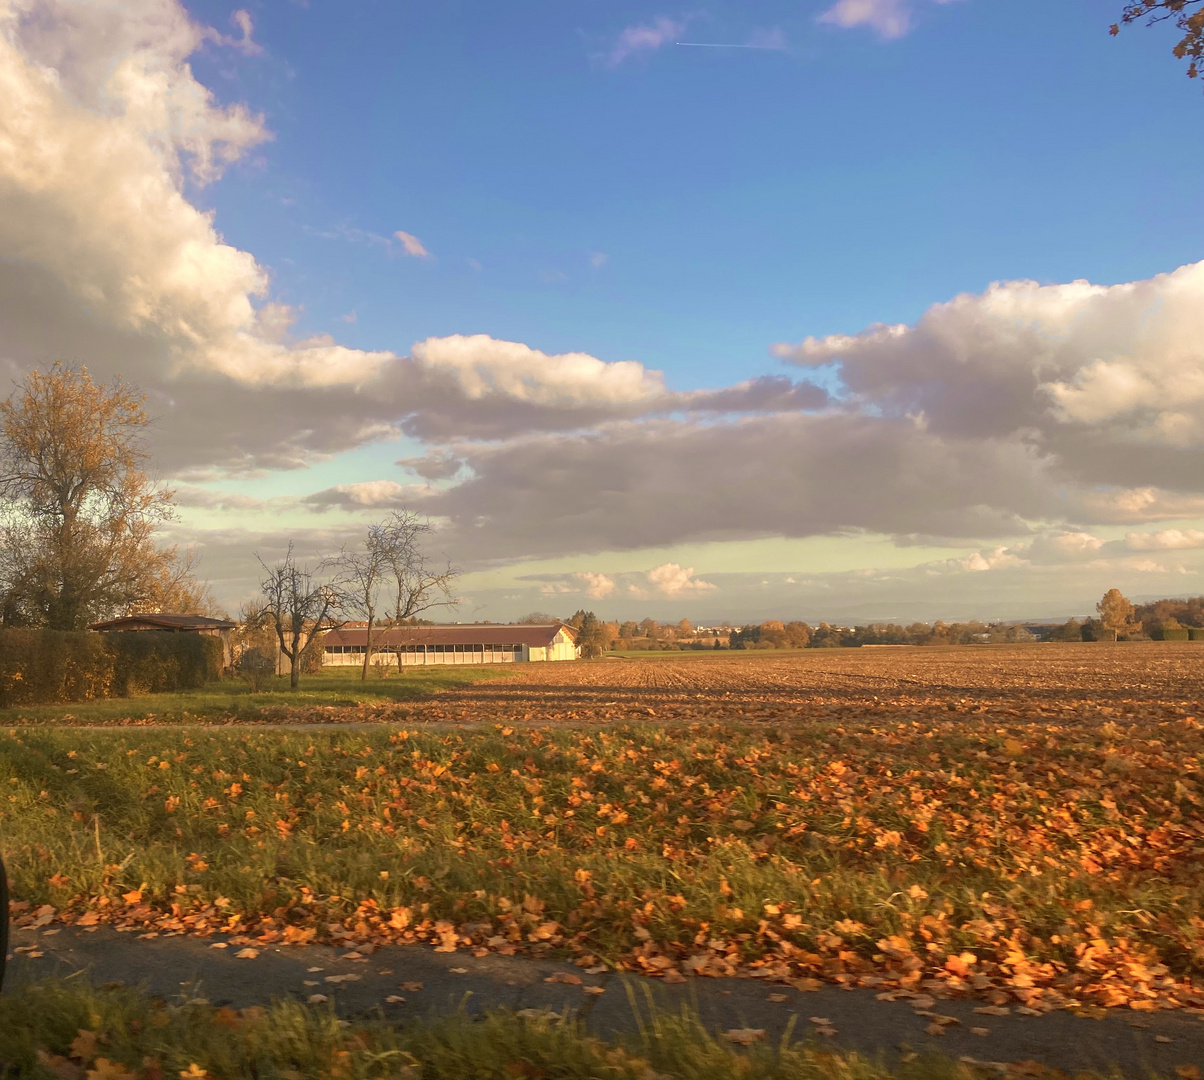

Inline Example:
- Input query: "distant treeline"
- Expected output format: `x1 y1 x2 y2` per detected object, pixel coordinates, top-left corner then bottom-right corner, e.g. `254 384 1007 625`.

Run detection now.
601 595 1204 651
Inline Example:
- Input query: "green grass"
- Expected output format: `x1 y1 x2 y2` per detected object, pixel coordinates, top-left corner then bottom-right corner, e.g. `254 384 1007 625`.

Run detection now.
0 665 516 725
0 977 1057 1080
1 719 1201 1009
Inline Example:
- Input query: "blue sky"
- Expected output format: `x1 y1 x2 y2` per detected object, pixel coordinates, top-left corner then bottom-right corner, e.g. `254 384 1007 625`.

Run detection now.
3 0 1204 622
185 0 1203 380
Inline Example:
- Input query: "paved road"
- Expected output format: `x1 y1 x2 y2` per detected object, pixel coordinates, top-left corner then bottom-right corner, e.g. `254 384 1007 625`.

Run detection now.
7 923 1204 1077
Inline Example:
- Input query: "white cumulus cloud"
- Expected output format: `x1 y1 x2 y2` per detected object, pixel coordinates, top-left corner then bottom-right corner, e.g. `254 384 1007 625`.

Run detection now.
607 17 684 66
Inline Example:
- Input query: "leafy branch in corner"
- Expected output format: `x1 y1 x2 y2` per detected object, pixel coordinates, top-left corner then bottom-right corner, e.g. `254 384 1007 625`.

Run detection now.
1112 1 1204 81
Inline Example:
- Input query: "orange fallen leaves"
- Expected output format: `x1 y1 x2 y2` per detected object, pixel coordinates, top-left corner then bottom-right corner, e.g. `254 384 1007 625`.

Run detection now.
4 647 1204 1015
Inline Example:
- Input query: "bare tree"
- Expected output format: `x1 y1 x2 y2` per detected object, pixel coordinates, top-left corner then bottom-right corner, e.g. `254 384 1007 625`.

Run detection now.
257 544 342 689
330 522 393 681
374 511 460 667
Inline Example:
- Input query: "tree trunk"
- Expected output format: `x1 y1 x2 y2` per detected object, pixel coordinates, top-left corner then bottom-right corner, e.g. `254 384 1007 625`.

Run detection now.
290 651 300 689
361 618 373 681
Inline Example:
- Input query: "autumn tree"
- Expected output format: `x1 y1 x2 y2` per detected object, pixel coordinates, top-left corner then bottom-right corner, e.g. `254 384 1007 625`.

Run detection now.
257 544 343 689
0 364 201 629
1113 2 1204 81
1097 588 1140 641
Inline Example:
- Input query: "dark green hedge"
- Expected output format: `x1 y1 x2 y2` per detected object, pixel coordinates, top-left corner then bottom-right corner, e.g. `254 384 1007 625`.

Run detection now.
1159 627 1191 641
0 630 224 708
1190 627 1204 642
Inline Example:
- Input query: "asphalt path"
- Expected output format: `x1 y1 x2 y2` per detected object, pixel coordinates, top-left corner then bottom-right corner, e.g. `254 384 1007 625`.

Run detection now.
7 923 1204 1077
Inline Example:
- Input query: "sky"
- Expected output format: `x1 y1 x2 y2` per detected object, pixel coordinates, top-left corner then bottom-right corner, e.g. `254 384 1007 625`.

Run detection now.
2 0 1204 624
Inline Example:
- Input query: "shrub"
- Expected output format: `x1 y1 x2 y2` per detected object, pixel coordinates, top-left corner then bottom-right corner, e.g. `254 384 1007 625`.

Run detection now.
236 647 277 693
1159 627 1190 641
0 629 223 708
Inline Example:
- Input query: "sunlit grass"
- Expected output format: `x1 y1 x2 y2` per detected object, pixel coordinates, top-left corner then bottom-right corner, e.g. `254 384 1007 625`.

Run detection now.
0 665 517 725
1 717 1201 1008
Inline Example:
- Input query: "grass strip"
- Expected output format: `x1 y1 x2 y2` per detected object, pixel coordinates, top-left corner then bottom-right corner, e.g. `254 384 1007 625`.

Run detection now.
1 720 1202 1009
0 977 1099 1080
0 667 513 726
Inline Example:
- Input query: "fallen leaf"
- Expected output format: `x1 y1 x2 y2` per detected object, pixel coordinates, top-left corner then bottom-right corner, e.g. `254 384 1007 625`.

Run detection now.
385 995 406 1004
722 1028 766 1045
925 1023 946 1037
808 1017 832 1026
972 1027 990 1037
583 986 606 996
1155 1035 1172 1044
767 993 788 1002
975 1006 1010 1017
400 982 424 992
307 994 328 1004
324 974 360 984
87 1060 136 1080
544 972 582 985
303 980 318 987
450 967 468 974
1175 1068 1201 1080
234 948 258 959
69 1031 99 1063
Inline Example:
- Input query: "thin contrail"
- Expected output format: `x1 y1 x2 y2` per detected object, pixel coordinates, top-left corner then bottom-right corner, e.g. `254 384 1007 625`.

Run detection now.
675 41 780 50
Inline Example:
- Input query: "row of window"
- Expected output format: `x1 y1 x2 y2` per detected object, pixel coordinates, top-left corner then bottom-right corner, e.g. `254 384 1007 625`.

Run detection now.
325 643 525 654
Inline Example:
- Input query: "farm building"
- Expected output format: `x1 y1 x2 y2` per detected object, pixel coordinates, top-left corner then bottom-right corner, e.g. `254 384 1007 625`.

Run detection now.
321 623 579 666
89 613 238 669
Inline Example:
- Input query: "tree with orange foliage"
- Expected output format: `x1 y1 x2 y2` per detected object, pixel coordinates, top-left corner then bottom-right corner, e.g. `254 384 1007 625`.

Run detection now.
0 365 201 629
1097 588 1141 642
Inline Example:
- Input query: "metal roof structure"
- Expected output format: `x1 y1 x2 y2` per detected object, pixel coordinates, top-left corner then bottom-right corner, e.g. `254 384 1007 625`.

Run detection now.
89 614 238 632
322 623 575 648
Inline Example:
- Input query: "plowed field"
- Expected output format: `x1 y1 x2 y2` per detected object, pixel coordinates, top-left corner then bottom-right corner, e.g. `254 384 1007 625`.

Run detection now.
327 642 1204 727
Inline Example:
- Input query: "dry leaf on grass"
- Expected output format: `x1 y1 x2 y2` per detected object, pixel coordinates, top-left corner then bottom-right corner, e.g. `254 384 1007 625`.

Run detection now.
583 986 606 996
385 995 406 1004
307 994 328 1004
972 1027 990 1037
234 948 258 959
722 1028 766 1045
400 982 424 992
69 1031 99 1063
544 972 582 985
925 1023 946 1036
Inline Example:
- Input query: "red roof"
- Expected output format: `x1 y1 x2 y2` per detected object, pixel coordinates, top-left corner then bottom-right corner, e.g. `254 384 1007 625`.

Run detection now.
90 614 237 632
323 624 575 648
